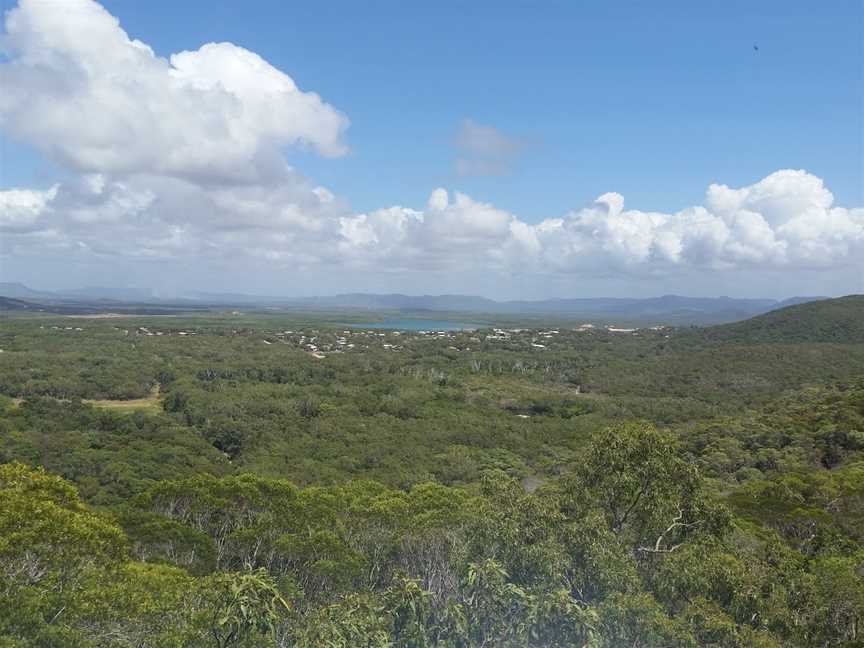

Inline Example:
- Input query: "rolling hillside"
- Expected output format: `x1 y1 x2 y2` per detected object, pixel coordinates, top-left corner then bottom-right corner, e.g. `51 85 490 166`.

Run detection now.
701 294 864 343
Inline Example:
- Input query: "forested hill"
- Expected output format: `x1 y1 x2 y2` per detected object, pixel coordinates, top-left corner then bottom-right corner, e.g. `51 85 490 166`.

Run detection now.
699 294 864 344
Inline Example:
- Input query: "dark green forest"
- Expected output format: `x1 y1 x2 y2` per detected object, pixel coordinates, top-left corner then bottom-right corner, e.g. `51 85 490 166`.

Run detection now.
0 296 862 646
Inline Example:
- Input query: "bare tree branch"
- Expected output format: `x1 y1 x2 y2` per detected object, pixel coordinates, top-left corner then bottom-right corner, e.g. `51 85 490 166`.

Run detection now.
636 508 701 554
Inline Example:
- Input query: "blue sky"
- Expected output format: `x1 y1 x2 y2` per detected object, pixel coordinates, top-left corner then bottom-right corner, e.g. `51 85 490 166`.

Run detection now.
0 0 861 298
100 0 864 215
5 0 862 217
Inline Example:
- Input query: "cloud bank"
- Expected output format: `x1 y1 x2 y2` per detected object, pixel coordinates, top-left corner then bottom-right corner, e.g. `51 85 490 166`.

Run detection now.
1 0 862 294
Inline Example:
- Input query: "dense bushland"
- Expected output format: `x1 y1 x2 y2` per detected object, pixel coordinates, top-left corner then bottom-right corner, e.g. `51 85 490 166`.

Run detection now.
0 298 862 645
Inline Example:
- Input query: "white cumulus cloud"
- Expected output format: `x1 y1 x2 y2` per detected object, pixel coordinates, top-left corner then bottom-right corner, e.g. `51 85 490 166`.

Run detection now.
533 170 864 275
0 0 348 184
0 185 57 231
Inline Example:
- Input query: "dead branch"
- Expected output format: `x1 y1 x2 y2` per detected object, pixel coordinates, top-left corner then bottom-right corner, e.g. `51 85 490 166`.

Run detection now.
637 508 701 554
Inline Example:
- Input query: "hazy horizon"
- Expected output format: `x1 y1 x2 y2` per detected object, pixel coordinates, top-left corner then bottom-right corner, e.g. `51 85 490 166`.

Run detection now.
0 278 843 304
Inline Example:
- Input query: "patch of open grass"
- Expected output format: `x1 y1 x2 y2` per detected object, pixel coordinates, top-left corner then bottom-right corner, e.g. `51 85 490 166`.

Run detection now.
83 385 162 414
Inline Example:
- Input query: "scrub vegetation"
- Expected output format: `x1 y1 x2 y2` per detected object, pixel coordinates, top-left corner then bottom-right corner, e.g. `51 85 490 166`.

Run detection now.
0 296 862 646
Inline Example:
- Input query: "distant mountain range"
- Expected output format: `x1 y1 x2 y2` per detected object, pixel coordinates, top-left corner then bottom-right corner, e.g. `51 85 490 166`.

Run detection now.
0 282 830 324
0 283 155 302
275 292 821 317
172 290 829 324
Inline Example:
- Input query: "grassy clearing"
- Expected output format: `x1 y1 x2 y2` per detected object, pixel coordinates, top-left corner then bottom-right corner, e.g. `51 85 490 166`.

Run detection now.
83 385 162 414
1 396 24 411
